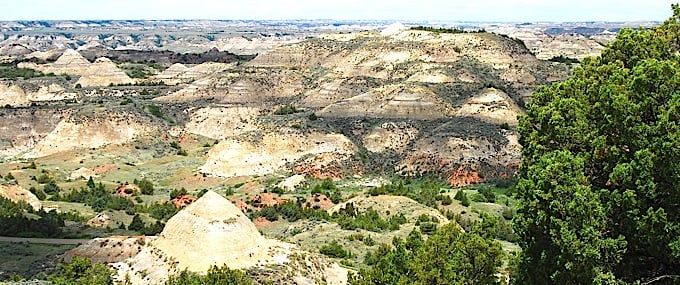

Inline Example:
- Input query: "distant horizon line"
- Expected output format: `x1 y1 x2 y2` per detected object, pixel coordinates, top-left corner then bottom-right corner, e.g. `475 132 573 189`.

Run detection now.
0 18 663 24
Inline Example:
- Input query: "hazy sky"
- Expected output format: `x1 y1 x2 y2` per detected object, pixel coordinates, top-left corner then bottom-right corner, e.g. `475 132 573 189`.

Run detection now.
1 0 676 22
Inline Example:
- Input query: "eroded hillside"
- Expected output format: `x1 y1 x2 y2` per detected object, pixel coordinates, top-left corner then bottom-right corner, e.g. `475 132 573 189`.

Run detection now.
0 27 569 283
0 28 569 186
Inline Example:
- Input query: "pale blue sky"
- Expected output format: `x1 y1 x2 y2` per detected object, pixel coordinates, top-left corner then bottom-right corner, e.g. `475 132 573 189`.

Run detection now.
1 0 676 22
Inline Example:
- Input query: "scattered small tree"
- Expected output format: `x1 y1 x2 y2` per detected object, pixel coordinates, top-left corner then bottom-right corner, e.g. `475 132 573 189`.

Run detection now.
454 190 470 206
134 178 154 195
128 214 145 232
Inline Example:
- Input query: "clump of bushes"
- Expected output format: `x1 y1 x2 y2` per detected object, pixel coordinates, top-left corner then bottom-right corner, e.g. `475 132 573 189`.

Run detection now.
0 64 46 79
147 104 163 118
333 203 407 232
548 55 580 64
320 240 355 258
368 178 446 208
454 190 471 206
134 178 154 195
411 26 465 34
273 104 302 115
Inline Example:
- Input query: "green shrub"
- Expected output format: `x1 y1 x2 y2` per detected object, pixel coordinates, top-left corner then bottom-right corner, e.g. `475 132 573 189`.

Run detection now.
23 161 37 169
49 256 113 285
333 205 407 232
134 178 154 195
502 207 515 220
454 190 470 206
438 194 453 205
29 186 47 200
147 104 163 118
0 65 46 79
478 187 496 203
259 207 279 221
548 55 580 64
169 188 188 200
136 201 178 222
268 187 285 195
363 235 376 246
370 178 445 208
43 181 61 195
59 182 132 212
410 26 465 34
166 265 251 285
419 222 438 235
36 173 52 184
320 240 354 258
273 104 301 115
128 214 145 232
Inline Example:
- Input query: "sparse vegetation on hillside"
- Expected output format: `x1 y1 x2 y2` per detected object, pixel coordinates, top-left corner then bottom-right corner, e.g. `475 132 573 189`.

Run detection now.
333 203 408 232
136 201 179 222
169 188 188 200
310 178 342 203
410 26 466 34
165 265 252 285
146 104 163 118
0 64 46 79
250 199 330 222
453 189 471 206
122 64 152 79
368 178 447 208
320 240 356 258
54 180 134 213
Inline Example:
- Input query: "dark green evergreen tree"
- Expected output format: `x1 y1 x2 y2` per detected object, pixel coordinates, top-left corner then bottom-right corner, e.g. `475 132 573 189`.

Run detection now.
128 214 145 232
514 5 680 284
